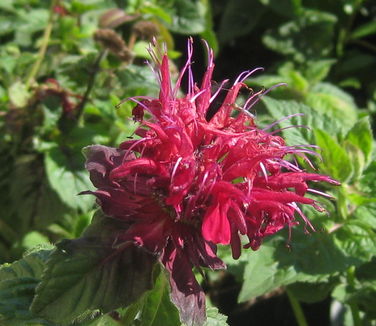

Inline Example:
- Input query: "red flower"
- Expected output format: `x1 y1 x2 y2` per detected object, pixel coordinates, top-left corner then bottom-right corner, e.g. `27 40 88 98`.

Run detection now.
82 39 339 325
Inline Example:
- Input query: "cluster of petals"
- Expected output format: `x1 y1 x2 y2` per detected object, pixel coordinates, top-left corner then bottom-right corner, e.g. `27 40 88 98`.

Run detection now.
83 39 339 325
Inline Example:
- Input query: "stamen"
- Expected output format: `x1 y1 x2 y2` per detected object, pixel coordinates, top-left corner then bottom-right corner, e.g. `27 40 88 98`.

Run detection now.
269 125 310 135
116 96 152 110
263 113 304 131
288 202 315 232
170 157 183 185
307 188 334 198
243 89 264 111
209 79 229 103
274 159 302 172
190 89 208 103
259 162 268 181
246 82 287 110
133 172 138 194
123 138 149 163
174 37 194 97
235 67 264 85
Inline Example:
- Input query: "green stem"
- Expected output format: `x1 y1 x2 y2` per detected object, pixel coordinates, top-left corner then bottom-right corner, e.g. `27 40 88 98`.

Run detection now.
336 0 364 57
347 266 361 326
286 288 309 326
350 39 376 54
25 0 57 88
73 49 107 121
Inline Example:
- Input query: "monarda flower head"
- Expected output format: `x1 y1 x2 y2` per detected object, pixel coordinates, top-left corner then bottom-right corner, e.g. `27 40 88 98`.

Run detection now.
82 39 339 325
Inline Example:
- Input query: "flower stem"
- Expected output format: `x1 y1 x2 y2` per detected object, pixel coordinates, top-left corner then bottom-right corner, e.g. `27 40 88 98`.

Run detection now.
26 0 58 89
347 266 361 326
73 49 107 120
286 288 309 326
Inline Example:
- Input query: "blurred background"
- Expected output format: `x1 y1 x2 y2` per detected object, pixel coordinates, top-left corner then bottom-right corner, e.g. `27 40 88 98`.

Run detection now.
0 1 376 325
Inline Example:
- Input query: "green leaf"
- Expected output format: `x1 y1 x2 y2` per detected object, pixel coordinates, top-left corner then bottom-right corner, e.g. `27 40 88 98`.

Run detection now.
21 232 50 250
314 129 353 182
344 142 365 182
39 94 64 135
0 245 53 325
262 9 337 62
8 81 30 108
287 280 337 303
14 8 49 47
203 307 229 326
44 146 94 212
262 97 342 146
238 228 349 302
303 59 336 84
8 154 70 237
345 116 373 167
137 271 181 326
0 245 53 281
333 221 376 264
306 82 358 131
116 64 159 97
358 162 376 197
133 41 151 59
31 212 158 324
82 314 121 326
218 0 266 44
156 0 206 34
141 4 173 24
350 20 376 39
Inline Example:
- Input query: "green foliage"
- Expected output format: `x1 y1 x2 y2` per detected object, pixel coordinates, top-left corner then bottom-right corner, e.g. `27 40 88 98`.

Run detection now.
0 245 54 325
44 146 94 211
0 0 376 325
31 211 158 324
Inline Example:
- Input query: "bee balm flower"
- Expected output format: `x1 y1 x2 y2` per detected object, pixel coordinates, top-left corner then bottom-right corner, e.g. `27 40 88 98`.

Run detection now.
82 39 339 325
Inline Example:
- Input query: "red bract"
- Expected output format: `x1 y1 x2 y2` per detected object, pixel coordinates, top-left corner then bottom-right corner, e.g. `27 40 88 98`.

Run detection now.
82 39 339 325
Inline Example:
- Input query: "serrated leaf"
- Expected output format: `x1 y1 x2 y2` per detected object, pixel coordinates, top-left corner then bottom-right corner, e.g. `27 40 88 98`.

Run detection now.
238 228 352 302
31 213 157 325
0 277 49 326
138 271 180 326
306 82 358 131
304 59 336 84
345 117 373 167
44 146 94 212
0 245 53 281
9 154 70 237
344 142 365 182
314 129 353 182
0 246 53 325
333 221 376 263
203 307 228 326
262 97 342 146
116 64 159 97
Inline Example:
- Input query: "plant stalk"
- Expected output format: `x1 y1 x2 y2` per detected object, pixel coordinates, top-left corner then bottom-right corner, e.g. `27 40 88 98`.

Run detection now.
347 266 361 326
286 288 309 326
26 0 58 88
73 49 107 121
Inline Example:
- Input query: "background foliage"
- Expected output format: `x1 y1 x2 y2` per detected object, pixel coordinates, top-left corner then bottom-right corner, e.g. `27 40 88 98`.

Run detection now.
0 0 375 325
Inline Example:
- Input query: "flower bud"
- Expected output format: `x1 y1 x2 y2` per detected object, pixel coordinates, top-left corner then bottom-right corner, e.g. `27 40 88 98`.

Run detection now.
132 21 159 41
